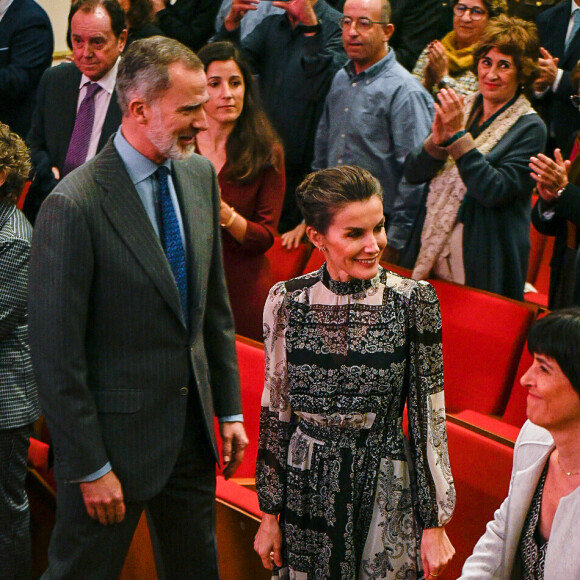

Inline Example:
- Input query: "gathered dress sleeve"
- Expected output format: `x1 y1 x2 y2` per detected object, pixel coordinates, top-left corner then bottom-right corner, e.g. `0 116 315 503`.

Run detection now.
405 280 455 528
256 281 294 514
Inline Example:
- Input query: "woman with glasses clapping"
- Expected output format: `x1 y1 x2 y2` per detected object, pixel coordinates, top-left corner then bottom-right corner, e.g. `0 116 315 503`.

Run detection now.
412 0 507 98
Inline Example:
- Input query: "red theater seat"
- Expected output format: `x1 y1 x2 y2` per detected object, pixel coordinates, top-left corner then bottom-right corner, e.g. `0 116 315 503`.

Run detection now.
429 280 538 415
266 237 312 285
215 337 265 481
444 418 514 578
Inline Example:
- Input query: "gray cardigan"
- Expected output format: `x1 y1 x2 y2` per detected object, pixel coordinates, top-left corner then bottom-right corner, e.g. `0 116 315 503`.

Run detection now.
405 109 547 300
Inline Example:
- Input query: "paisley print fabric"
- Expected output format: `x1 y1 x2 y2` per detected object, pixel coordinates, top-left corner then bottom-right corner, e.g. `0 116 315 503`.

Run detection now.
256 265 455 579
518 462 549 579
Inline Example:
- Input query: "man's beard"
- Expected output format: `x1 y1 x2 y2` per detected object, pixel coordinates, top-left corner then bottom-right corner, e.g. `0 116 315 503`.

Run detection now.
147 112 196 161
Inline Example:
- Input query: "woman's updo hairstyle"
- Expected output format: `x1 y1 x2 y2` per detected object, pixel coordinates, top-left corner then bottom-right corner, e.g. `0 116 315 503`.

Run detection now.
296 165 383 235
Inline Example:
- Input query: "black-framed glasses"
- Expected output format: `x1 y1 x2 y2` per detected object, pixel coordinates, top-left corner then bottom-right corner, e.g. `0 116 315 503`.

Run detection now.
453 3 488 20
339 16 387 31
570 94 580 108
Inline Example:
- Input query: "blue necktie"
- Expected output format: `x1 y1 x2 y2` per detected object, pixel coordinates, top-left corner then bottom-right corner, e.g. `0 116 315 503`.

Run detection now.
566 10 580 53
156 166 188 326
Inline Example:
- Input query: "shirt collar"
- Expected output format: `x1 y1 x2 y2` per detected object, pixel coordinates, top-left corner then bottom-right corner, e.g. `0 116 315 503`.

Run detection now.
79 56 120 94
0 0 14 20
344 48 394 80
114 128 172 186
571 1 580 16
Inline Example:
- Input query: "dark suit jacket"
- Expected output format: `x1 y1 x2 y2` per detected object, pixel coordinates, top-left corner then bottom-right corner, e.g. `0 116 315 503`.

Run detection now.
532 182 580 307
536 0 580 154
390 0 454 71
155 0 219 51
28 140 242 501
25 62 123 224
0 202 39 430
0 0 53 138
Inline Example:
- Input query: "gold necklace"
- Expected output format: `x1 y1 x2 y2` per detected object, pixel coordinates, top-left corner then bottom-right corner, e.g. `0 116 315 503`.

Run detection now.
557 455 580 476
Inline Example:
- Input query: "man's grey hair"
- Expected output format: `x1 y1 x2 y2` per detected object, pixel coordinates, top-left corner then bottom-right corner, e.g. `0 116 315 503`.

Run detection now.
381 0 391 24
116 36 203 115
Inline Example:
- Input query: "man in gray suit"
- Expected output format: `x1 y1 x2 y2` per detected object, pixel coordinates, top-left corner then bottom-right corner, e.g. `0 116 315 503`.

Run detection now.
28 36 248 579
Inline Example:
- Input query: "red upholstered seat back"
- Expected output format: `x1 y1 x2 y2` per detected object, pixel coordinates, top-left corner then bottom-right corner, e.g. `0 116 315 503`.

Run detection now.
265 238 312 286
429 280 536 415
444 420 513 578
214 339 265 479
302 248 326 274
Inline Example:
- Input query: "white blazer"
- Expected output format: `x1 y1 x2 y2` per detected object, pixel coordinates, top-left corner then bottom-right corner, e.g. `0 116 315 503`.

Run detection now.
459 420 580 579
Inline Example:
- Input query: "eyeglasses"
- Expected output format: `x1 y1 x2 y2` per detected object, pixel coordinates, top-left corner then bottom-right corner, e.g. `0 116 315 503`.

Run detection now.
339 16 387 31
453 3 488 20
570 94 580 108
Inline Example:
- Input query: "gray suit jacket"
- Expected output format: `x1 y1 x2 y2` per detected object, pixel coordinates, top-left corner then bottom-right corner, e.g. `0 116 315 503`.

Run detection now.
0 202 39 430
28 140 241 501
459 421 580 579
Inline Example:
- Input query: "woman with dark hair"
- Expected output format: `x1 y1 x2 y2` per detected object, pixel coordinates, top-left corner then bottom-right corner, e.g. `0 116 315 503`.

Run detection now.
196 41 285 340
254 165 455 580
413 0 507 98
460 308 580 579
118 0 164 47
405 15 547 300
0 123 40 578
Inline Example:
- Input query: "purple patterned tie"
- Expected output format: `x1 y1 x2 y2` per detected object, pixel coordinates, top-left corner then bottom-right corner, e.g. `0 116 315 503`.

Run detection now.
62 82 102 177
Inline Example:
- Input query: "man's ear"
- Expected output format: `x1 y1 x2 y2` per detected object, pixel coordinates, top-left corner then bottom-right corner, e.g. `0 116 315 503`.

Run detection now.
383 22 395 44
0 169 8 188
128 98 149 125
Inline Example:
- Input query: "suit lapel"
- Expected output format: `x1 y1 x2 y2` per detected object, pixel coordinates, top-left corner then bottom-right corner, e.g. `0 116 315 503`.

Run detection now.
94 141 186 327
98 89 122 152
502 443 554 578
548 1 571 59
59 66 84 166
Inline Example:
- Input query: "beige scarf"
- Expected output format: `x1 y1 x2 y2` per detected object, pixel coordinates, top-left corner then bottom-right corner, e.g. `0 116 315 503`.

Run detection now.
412 93 535 281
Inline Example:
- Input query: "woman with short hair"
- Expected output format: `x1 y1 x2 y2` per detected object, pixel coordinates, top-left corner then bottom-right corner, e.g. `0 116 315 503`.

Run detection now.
460 308 580 579
412 0 507 98
405 15 547 300
0 123 40 579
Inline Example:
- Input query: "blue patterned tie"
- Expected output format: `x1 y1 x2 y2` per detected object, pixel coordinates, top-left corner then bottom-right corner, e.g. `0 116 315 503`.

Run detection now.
566 10 580 53
156 166 188 326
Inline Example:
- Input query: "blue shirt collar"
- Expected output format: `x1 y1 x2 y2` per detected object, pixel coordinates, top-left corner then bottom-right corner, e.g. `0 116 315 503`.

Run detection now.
113 129 172 185
344 48 395 81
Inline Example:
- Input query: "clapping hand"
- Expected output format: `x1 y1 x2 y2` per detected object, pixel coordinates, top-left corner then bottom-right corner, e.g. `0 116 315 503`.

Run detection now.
425 41 449 87
529 148 570 203
432 88 465 145
535 47 559 92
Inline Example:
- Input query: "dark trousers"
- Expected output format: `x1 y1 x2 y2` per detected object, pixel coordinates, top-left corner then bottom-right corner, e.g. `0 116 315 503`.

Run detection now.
0 424 33 580
42 406 218 580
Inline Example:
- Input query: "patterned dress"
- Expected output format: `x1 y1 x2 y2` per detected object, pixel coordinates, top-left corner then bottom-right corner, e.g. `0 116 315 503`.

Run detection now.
256 265 455 579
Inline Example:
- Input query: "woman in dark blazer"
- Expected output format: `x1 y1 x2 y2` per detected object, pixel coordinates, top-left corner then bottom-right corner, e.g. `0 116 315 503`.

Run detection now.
0 123 40 578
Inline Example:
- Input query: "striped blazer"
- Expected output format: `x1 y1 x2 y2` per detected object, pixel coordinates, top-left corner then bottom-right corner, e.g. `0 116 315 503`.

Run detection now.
0 201 39 429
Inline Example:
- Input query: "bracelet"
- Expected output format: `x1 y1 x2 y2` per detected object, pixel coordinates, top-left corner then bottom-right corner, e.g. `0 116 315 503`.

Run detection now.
221 208 236 229
555 185 567 198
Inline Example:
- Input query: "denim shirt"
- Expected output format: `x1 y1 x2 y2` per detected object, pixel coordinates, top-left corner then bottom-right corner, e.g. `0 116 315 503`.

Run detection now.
314 49 434 249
